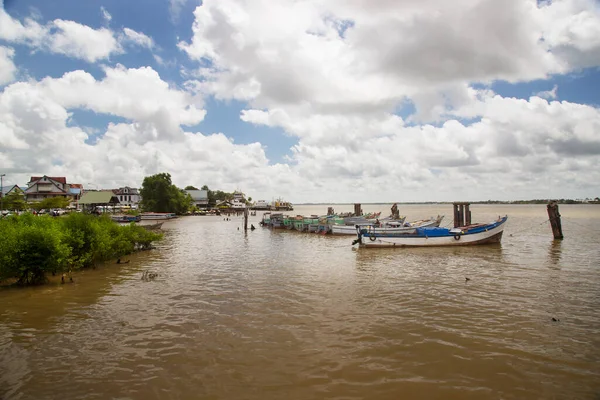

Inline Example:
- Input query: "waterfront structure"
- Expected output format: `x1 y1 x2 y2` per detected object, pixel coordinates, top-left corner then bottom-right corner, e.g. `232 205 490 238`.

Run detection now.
272 197 293 211
24 176 70 202
114 187 141 208
78 191 121 212
251 200 270 210
231 191 247 209
185 189 209 208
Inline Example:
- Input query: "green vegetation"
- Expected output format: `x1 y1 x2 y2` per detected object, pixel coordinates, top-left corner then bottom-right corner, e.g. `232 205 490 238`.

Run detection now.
140 173 192 213
30 196 71 211
2 192 28 211
0 213 162 285
201 185 236 207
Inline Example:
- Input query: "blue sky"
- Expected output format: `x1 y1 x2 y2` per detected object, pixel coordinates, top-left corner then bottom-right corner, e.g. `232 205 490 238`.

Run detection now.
3 0 297 163
1 0 600 202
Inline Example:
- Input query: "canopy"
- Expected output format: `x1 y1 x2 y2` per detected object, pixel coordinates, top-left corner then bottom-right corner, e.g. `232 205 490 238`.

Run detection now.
78 191 120 205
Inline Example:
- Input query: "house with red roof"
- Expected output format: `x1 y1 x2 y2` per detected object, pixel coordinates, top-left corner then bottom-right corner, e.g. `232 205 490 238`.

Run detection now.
25 176 70 203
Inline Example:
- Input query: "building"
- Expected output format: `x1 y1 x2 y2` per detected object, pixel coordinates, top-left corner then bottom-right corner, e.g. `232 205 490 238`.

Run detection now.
186 190 209 208
78 191 121 212
113 187 141 208
231 191 247 209
1 185 26 198
69 183 83 208
24 176 70 203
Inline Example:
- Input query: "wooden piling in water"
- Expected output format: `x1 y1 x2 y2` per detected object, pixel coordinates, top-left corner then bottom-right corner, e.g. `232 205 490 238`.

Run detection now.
354 203 362 216
547 201 563 240
453 202 471 227
244 207 249 231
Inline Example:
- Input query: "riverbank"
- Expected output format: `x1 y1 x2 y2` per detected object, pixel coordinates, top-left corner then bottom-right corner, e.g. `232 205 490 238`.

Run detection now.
0 213 163 286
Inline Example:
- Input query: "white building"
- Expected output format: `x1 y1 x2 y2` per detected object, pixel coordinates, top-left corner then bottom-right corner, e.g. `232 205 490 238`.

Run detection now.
114 187 141 208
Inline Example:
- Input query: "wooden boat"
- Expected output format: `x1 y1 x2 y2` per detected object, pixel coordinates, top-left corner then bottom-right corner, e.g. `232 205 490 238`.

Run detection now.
353 216 507 248
140 212 177 220
111 215 141 223
332 215 442 235
142 222 163 230
260 212 271 226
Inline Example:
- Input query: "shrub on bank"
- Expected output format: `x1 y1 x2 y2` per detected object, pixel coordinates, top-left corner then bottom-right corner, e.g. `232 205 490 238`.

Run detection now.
0 213 162 285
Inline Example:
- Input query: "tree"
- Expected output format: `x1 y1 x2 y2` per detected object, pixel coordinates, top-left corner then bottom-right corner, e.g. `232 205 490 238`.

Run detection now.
3 192 27 211
140 173 192 213
185 185 198 190
30 196 71 211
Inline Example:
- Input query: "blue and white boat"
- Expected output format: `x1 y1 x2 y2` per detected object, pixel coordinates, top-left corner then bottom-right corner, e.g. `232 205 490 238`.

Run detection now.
353 216 508 248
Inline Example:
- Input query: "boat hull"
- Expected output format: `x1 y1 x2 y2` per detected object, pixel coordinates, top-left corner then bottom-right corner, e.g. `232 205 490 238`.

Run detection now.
140 213 177 220
333 216 440 235
357 217 507 248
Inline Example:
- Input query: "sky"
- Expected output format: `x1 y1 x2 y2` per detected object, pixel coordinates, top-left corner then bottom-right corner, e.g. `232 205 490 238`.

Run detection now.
1 0 600 203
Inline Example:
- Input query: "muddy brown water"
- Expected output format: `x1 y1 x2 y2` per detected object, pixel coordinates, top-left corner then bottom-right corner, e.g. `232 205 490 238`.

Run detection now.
1 204 599 399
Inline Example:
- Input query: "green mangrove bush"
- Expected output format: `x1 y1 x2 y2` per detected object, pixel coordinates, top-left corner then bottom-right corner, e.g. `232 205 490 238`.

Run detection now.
0 213 162 285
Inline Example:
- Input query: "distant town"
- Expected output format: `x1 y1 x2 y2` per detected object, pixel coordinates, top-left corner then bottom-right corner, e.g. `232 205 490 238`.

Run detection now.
0 173 294 215
1 174 598 216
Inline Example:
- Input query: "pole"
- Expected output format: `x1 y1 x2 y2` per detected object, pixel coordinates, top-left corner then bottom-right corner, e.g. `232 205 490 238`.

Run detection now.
547 201 564 240
0 174 5 212
244 206 249 231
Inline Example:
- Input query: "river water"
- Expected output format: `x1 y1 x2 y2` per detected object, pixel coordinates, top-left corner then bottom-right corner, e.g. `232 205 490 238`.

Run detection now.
1 204 599 400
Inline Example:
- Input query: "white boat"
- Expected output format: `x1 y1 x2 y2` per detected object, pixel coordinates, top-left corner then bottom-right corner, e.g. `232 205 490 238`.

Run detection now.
353 216 508 248
331 215 442 235
252 200 270 210
140 212 177 220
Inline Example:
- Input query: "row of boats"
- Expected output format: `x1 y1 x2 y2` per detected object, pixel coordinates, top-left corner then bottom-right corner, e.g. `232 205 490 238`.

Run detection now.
260 205 509 248
260 211 445 235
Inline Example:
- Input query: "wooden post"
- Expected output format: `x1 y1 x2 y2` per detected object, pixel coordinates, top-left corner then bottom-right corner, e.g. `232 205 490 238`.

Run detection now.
453 202 471 227
465 204 471 225
244 207 249 231
453 203 460 228
354 203 362 216
547 201 563 240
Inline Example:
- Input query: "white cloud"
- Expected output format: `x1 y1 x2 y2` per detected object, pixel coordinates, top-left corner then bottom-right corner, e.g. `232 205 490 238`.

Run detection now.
535 85 558 100
1 0 600 202
0 45 17 85
1 68 599 201
101 6 112 24
121 27 154 49
539 0 600 69
0 5 47 47
0 6 155 62
237 94 600 202
178 0 600 121
47 20 122 62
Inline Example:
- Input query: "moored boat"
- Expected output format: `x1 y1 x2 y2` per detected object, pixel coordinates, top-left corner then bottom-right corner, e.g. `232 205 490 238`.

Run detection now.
111 215 142 223
140 212 177 220
354 215 508 248
332 215 442 235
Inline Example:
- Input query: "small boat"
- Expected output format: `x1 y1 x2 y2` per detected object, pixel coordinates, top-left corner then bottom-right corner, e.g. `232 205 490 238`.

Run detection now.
333 215 443 235
260 212 272 226
111 215 141 223
353 216 508 248
140 212 177 220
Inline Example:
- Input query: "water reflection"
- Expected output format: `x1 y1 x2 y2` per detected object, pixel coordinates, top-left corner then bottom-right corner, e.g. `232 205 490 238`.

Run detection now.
548 239 563 267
